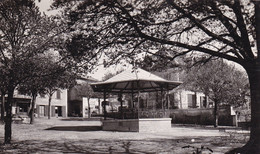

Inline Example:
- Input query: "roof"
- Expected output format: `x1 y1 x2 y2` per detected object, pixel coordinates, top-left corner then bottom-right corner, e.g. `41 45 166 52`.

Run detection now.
78 75 99 82
90 68 182 93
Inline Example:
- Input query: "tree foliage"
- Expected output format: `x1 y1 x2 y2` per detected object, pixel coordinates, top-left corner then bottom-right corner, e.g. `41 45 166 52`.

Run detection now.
0 0 69 144
184 60 249 107
17 54 77 122
102 69 124 81
52 0 255 66
17 55 50 124
42 59 77 119
183 60 249 127
0 0 66 93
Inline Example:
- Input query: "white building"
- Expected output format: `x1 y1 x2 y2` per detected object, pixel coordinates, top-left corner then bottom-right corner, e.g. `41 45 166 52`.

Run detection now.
172 90 208 109
36 89 68 117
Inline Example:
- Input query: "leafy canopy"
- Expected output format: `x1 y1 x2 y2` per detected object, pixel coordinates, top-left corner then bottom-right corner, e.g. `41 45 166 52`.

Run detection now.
52 0 256 68
183 60 249 106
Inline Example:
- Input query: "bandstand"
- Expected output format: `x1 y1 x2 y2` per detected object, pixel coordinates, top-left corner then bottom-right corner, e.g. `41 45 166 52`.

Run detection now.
90 68 182 132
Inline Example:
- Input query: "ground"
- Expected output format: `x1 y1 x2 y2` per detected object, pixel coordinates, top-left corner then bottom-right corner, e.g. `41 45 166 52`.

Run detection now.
0 118 249 154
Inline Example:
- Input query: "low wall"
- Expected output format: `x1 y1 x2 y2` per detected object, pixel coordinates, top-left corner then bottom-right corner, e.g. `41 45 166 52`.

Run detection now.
139 118 172 132
102 119 139 132
102 118 172 132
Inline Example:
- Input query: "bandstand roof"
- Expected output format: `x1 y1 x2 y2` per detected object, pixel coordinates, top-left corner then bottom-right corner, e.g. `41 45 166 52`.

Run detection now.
90 68 182 93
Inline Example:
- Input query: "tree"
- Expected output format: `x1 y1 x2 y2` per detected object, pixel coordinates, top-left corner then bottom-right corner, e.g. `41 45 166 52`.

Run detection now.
183 60 249 127
0 66 8 122
0 0 65 144
17 55 70 123
18 78 43 124
0 91 5 123
17 57 46 124
52 0 260 152
42 63 77 119
102 69 124 81
75 83 94 118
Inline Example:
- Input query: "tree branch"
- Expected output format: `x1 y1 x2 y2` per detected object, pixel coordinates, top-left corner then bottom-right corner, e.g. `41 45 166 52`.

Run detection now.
166 0 242 53
232 0 255 59
140 31 243 64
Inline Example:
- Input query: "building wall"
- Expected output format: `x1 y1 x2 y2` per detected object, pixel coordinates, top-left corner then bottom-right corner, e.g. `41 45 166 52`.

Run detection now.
174 90 205 109
10 90 31 115
82 97 101 118
35 89 68 117
67 77 100 117
1 89 67 117
3 77 99 118
13 90 31 100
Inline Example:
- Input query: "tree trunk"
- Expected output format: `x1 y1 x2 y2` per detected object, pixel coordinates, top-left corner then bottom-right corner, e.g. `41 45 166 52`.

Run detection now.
98 98 101 114
120 97 123 119
87 98 91 118
48 94 52 119
30 94 37 124
161 90 163 110
229 1 260 152
156 92 158 109
4 88 14 144
229 64 260 153
1 91 5 122
205 95 209 108
194 91 197 108
241 65 260 152
213 100 218 128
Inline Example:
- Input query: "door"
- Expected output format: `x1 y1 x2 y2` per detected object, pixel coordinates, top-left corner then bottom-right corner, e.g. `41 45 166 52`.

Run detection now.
55 106 62 117
188 94 196 108
39 105 45 117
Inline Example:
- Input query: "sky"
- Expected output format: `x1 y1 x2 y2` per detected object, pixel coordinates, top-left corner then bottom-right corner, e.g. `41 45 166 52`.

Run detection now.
36 0 130 81
36 0 55 14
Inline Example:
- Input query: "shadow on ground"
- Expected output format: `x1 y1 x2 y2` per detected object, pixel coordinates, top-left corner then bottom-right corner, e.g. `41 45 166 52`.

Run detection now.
61 117 102 121
0 138 195 154
0 136 246 153
45 126 102 131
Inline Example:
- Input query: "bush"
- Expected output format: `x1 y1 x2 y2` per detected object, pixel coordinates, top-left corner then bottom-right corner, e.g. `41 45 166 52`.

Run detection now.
170 108 233 126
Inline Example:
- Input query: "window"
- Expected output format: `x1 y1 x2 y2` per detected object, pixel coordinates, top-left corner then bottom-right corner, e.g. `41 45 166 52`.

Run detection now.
169 93 176 109
56 90 61 99
200 96 206 108
188 94 196 108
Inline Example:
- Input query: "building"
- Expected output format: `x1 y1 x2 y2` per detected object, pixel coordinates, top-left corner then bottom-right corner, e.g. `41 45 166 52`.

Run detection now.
35 89 67 117
0 89 68 118
150 68 211 110
67 76 101 118
0 76 100 119
170 90 209 109
12 90 32 115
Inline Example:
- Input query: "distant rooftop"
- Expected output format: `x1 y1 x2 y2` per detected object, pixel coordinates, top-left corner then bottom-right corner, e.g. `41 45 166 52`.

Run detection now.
79 75 99 82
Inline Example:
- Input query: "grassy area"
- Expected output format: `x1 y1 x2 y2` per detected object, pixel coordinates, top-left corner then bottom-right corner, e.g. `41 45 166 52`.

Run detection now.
0 118 249 153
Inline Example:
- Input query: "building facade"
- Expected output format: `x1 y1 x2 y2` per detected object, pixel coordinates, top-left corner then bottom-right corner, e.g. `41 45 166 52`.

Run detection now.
0 76 100 119
12 90 32 115
172 90 208 109
35 89 67 118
